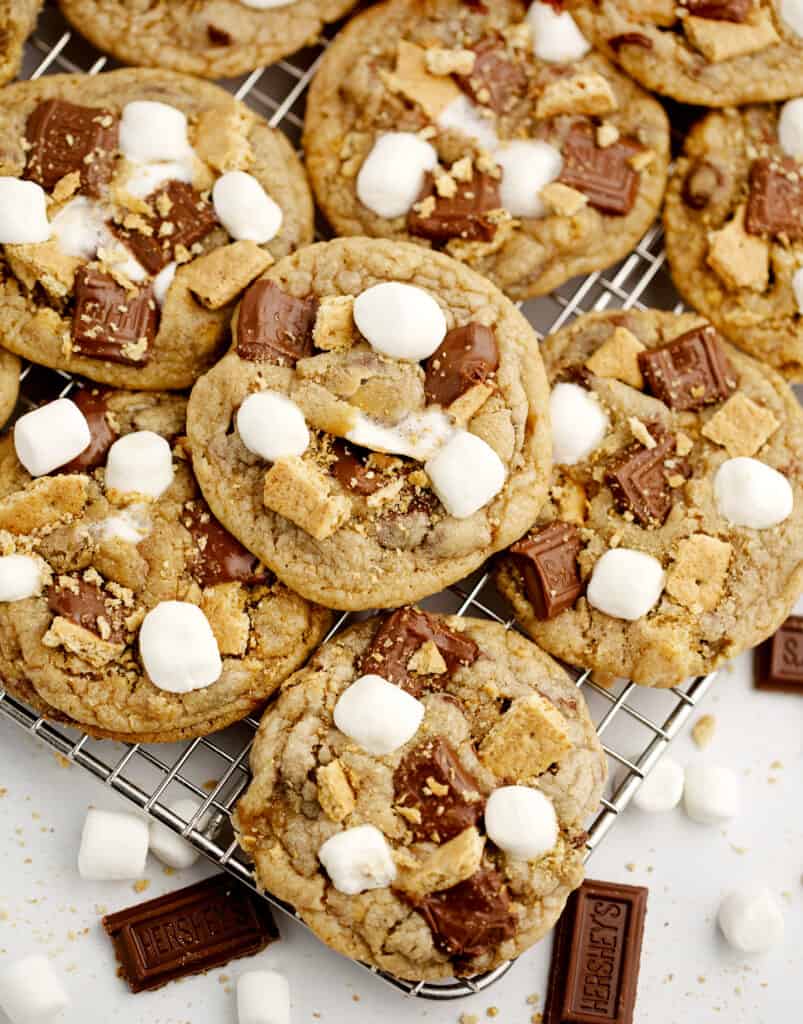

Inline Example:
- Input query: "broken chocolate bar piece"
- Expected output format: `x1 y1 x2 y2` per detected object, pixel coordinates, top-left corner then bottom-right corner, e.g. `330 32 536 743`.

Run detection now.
237 280 317 365
72 267 158 365
754 615 803 693
408 172 501 243
184 498 269 588
60 386 117 473
329 440 388 496
745 157 803 241
424 323 499 406
25 99 118 196
510 523 583 620
638 325 735 411
558 124 642 216
47 577 125 642
394 737 485 843
606 429 676 527
456 35 528 114
684 0 752 21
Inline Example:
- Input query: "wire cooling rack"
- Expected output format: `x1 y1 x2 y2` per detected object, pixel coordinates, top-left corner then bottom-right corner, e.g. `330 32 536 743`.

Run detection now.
0 4 719 1001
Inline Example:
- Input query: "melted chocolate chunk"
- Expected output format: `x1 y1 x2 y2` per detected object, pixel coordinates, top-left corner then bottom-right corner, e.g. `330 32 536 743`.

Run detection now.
72 268 158 365
207 24 233 45
638 325 736 411
606 429 676 527
745 157 803 241
682 159 724 210
60 386 117 473
684 0 752 20
408 172 501 243
608 32 653 51
47 577 125 642
558 124 642 216
25 99 118 197
455 35 528 114
236 280 317 365
329 441 388 496
510 523 583 620
183 499 268 588
424 323 499 406
394 737 485 843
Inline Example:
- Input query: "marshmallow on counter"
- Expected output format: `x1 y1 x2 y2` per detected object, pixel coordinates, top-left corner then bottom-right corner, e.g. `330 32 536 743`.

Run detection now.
632 757 684 813
237 970 291 1024
119 100 193 164
318 824 397 895
550 382 609 465
485 786 558 861
334 674 424 755
0 555 44 602
792 266 803 315
0 955 70 1024
237 390 310 461
587 548 665 621
346 408 453 462
14 398 91 477
0 177 50 245
105 430 174 499
436 94 500 152
213 171 283 244
778 97 803 157
528 2 591 63
149 796 208 870
50 196 106 259
425 429 506 519
496 140 563 219
779 0 803 37
123 159 193 200
77 807 149 881
683 761 740 825
356 132 439 220
717 884 785 954
139 600 223 693
153 262 177 306
353 281 447 361
714 457 793 529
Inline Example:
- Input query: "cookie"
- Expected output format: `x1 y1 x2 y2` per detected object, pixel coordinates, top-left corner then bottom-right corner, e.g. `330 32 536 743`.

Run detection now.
0 349 21 428
569 0 803 107
59 0 359 79
234 611 606 980
0 68 314 390
187 237 552 612
495 310 803 688
303 0 669 301
0 386 332 743
0 1 42 84
664 101 803 380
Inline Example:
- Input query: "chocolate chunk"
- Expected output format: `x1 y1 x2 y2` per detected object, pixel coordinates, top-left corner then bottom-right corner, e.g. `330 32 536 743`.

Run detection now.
103 874 279 994
745 157 803 241
544 878 648 1024
754 615 803 693
72 268 158 365
638 325 736 411
455 35 528 114
408 172 501 243
682 159 724 210
183 498 268 588
509 523 583 620
684 0 752 21
237 280 317 365
558 124 642 217
424 323 499 406
394 737 485 843
608 32 653 51
329 440 388 496
360 607 480 696
47 577 125 642
60 386 117 473
606 429 676 527
25 99 118 197
207 24 232 45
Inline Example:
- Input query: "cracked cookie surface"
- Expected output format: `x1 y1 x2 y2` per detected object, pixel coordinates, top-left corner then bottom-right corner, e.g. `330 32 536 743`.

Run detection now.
0 1 41 84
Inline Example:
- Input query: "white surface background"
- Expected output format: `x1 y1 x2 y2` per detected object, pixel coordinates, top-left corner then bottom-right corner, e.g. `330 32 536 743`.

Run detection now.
0 648 800 1024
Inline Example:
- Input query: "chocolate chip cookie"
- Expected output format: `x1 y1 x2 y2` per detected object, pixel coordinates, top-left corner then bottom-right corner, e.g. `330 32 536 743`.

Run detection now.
303 0 669 301
234 611 606 980
495 310 803 688
0 1 42 84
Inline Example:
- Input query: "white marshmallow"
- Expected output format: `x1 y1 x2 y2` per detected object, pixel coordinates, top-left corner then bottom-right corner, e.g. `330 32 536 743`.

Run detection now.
119 101 193 163
334 674 424 755
0 955 69 1024
353 282 446 361
139 601 222 693
153 262 177 306
123 159 193 200
318 824 397 895
718 884 785 954
346 408 454 462
77 807 149 881
105 431 174 499
714 457 793 529
496 141 563 219
436 94 500 152
528 2 591 63
485 786 558 861
50 196 107 259
587 548 665 621
0 555 44 602
793 266 803 314
148 797 207 870
683 761 740 825
0 178 50 244
425 429 506 519
14 398 91 477
237 970 291 1024
97 233 148 284
633 757 684 813
97 503 152 544
237 391 309 462
213 171 283 244
356 132 439 220
779 0 803 37
550 382 609 465
778 97 803 157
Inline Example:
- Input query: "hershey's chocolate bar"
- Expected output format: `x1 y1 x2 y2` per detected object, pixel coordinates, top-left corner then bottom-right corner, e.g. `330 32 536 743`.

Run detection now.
755 615 803 693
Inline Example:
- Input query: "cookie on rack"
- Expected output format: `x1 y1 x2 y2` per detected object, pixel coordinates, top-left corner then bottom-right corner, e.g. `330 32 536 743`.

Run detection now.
58 0 359 78
235 611 607 981
495 309 803 688
0 1 42 84
0 68 313 390
187 237 552 611
664 100 803 380
303 0 670 301
0 386 332 743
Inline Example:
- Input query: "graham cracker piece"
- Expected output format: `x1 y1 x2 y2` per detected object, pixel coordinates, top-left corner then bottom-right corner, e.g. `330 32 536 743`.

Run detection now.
201 582 250 656
5 240 80 300
628 416 657 449
707 205 769 292
42 616 125 668
683 9 779 63
585 326 645 389
263 457 351 540
554 479 587 525
0 475 88 534
479 693 572 781
408 639 448 676
597 122 620 148
313 295 356 352
701 392 779 457
448 382 494 427
52 171 82 203
393 827 485 897
381 40 462 120
424 47 476 76
182 241 273 310
291 380 358 437
535 71 618 120
691 713 716 750
317 760 356 823
540 182 589 217
192 106 253 173
666 534 732 613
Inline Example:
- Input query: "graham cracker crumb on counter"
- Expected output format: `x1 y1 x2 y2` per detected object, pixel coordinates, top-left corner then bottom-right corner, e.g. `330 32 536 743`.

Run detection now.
460 1015 479 1024
132 879 150 894
691 713 716 749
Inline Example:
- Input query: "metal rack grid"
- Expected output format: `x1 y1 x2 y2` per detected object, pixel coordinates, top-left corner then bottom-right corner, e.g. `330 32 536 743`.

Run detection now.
0 5 718 1001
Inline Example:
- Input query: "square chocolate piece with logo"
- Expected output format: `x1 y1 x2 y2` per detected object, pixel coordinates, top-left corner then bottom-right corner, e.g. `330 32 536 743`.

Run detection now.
25 99 118 197
558 124 642 216
754 615 803 693
745 157 803 241
72 267 158 365
408 172 501 243
638 325 735 411
509 522 583 620
607 430 676 527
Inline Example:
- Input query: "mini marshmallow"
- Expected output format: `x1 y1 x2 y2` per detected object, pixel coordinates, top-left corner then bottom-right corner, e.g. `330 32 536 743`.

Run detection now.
318 824 397 895
50 196 106 259
149 797 207 870
714 457 793 529
237 391 309 461
528 2 591 63
780 0 803 37
425 429 506 519
124 159 193 200
550 382 609 465
346 409 454 462
485 786 558 861
683 761 740 825
0 955 69 1024
237 970 291 1024
633 757 684 813
334 674 424 755
97 503 152 544
718 884 785 954
496 141 563 219
105 430 174 499
77 807 149 880
213 171 283 244
587 548 665 621
140 600 223 693
0 555 44 602
436 95 500 152
778 97 803 157
356 133 438 220
14 398 91 477
119 100 193 163
153 262 177 306
353 282 446 361
0 177 50 244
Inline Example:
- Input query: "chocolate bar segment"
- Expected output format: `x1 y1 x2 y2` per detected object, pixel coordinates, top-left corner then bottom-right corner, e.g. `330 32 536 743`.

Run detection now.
394 737 485 843
558 125 642 217
47 577 126 642
72 267 158 365
25 99 118 197
684 0 752 21
754 615 803 693
237 280 317 365
606 429 676 527
408 172 501 243
456 35 528 114
510 523 583 620
329 440 388 496
745 158 803 241
183 498 268 588
638 325 735 411
60 386 117 473
103 874 279 993
424 323 499 406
